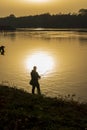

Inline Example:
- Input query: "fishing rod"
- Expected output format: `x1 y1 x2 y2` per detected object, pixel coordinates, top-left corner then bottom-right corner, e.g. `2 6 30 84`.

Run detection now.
40 70 50 77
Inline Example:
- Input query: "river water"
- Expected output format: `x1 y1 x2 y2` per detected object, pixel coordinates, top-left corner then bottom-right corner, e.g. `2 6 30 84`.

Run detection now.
0 29 87 102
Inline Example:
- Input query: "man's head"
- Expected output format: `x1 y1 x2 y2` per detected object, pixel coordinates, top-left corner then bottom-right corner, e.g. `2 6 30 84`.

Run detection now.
33 66 37 71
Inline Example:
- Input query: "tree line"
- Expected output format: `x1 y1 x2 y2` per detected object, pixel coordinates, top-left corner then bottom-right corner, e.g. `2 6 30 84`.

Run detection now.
0 9 87 30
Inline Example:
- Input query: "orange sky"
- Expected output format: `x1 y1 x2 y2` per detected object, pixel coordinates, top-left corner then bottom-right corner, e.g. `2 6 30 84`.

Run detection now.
0 0 87 17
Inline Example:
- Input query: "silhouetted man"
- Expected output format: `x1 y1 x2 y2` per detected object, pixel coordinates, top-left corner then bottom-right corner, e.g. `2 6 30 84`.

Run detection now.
30 66 41 95
0 46 5 55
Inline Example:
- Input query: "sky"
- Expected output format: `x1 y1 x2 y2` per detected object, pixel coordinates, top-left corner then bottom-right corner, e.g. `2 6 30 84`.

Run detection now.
0 0 87 17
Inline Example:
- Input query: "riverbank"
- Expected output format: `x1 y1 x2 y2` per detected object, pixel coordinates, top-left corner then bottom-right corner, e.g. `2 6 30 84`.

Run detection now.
0 85 87 130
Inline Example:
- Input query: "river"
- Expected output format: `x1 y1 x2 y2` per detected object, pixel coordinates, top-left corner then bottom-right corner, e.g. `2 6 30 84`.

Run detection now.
0 28 87 102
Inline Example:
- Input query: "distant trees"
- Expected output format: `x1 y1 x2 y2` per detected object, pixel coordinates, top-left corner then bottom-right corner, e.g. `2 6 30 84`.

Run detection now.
8 14 16 18
0 9 87 30
79 9 87 15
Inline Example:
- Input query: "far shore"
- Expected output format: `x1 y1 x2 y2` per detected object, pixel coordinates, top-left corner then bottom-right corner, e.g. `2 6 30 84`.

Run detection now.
0 27 87 32
16 28 87 32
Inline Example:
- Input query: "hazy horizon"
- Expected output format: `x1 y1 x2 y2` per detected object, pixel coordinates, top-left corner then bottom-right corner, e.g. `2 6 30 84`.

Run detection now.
0 0 87 17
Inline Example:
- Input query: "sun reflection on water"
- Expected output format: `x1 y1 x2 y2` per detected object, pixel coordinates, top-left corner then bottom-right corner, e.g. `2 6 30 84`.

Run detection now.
25 52 54 75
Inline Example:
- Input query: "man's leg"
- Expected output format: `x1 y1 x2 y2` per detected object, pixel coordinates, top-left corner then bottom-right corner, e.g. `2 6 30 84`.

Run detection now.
37 83 41 95
32 85 35 94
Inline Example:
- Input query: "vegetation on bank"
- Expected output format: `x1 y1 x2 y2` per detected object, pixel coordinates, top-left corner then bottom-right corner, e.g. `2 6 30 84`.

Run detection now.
0 85 87 130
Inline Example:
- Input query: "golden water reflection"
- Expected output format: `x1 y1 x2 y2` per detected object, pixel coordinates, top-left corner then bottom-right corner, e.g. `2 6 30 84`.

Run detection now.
25 51 55 75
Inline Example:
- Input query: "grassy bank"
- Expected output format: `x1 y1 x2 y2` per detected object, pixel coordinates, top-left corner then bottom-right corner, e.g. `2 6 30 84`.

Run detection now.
0 85 87 130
